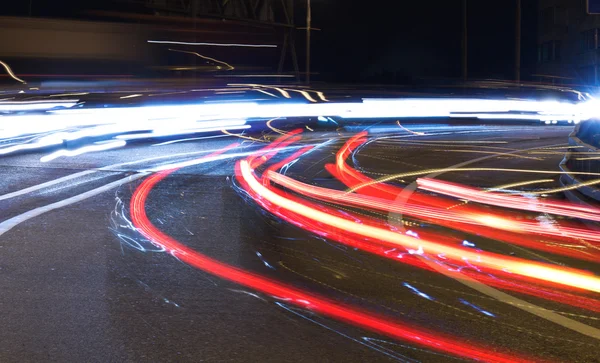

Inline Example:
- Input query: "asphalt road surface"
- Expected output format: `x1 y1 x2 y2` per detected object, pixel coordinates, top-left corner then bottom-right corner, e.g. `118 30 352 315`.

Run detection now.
1 122 599 363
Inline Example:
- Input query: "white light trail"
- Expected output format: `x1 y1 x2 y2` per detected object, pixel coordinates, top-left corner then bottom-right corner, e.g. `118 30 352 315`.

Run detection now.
0 100 78 111
0 97 595 156
115 125 250 140
147 40 277 48
120 94 143 99
40 140 127 162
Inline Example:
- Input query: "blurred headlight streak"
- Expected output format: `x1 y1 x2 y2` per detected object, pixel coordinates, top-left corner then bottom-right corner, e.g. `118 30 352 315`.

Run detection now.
1 97 598 157
40 140 126 162
0 100 78 111
0 135 64 155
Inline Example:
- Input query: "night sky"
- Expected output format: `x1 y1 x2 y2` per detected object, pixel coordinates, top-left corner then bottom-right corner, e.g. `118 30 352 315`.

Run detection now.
0 0 538 83
311 0 538 82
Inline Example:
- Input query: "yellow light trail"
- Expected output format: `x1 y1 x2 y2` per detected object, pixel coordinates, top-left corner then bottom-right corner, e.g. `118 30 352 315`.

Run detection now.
346 168 600 194
221 129 266 142
0 60 25 84
379 141 520 152
537 145 584 150
240 160 600 293
169 49 234 70
253 89 279 98
528 151 600 155
314 90 329 102
229 83 291 98
433 149 543 161
394 140 509 144
526 178 600 195
266 117 286 135
396 121 425 135
486 179 555 192
285 88 318 102
575 155 600 161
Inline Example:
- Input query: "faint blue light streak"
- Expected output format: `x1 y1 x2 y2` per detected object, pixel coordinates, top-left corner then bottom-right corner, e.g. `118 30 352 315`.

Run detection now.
403 283 434 301
459 299 496 317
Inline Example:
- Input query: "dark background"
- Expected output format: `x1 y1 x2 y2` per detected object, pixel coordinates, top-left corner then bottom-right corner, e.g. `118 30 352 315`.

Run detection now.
0 0 538 83
310 0 538 82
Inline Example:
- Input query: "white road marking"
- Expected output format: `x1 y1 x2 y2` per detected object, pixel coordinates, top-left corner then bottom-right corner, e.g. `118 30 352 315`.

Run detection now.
0 170 96 202
0 146 243 202
0 173 147 237
0 145 254 235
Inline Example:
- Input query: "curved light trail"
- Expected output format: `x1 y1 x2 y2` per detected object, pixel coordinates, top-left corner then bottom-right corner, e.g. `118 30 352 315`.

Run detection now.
129 144 537 363
240 159 600 293
4 90 600 362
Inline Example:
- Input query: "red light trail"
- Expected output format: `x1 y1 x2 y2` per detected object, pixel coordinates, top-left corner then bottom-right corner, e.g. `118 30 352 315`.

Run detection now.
129 141 540 363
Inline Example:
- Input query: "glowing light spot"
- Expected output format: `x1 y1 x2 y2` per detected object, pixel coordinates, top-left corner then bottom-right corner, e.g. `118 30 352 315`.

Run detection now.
462 240 476 247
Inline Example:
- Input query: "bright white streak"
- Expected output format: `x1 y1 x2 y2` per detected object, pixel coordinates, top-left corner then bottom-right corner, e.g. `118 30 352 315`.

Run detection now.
0 100 78 111
40 140 127 162
147 40 277 48
0 97 594 156
120 94 143 99
115 125 250 140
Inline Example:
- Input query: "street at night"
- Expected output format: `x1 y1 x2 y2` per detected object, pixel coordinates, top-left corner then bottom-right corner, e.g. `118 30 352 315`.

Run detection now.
2 0 600 362
0 82 599 362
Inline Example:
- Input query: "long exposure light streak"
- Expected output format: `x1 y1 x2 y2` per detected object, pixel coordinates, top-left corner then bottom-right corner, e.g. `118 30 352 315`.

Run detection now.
266 117 286 135
0 60 26 84
396 121 426 135
329 162 600 265
3 96 598 157
7 89 600 362
115 125 250 140
129 147 534 363
147 40 277 47
417 178 600 222
487 179 555 191
526 178 600 195
40 140 127 162
347 167 600 193
240 160 600 293
0 100 78 111
228 84 292 98
168 48 234 70
268 162 600 265
221 129 266 142
433 149 543 160
332 134 600 261
232 133 600 315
